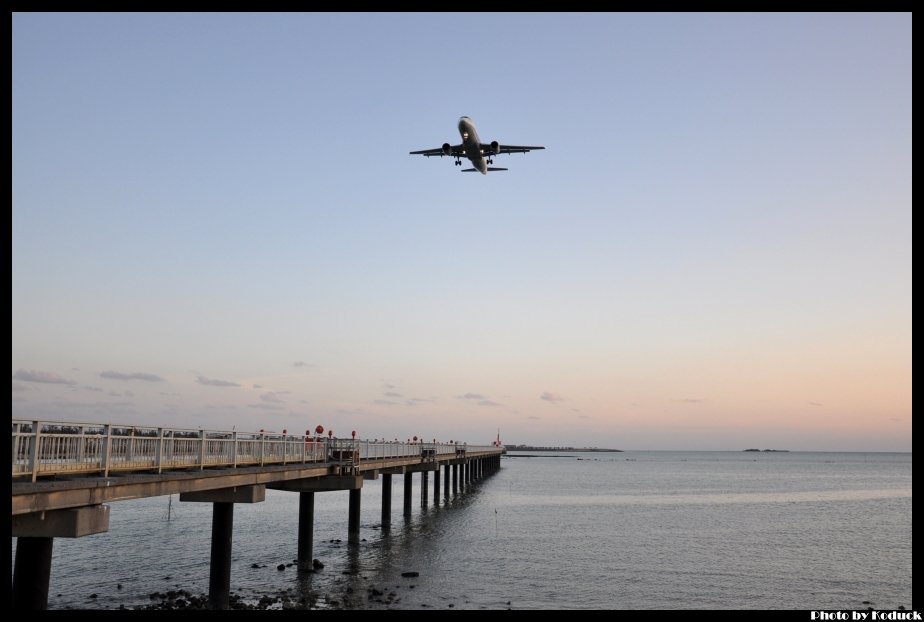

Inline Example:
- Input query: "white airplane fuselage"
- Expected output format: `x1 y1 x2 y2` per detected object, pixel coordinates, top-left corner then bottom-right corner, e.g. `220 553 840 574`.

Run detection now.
458 116 488 174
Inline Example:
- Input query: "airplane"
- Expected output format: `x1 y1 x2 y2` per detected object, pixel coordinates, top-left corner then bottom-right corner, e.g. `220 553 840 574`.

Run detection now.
410 116 544 174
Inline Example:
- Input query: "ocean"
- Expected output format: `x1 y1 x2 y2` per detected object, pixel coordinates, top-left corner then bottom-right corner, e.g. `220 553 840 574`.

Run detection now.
12 450 913 610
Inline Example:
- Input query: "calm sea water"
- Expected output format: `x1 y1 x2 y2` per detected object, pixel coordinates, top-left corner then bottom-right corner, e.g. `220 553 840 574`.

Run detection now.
12 451 913 610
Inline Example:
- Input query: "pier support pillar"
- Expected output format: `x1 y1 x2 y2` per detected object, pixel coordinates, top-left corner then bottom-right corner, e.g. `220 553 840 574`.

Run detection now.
452 463 458 494
180 486 265 610
348 488 361 541
12 504 111 610
298 492 315 571
404 472 413 516
12 537 53 610
433 466 440 503
421 470 429 506
208 502 234 610
381 473 392 527
444 463 450 498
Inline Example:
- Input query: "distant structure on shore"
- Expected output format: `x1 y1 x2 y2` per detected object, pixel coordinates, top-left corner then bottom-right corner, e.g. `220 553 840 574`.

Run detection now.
505 444 622 452
743 448 790 452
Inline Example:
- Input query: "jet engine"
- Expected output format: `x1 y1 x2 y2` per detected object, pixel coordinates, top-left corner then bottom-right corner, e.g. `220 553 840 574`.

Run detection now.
442 143 452 156
490 141 500 154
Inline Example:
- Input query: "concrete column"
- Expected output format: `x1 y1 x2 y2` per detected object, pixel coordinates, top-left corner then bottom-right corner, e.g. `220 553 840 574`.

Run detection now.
452 463 458 494
298 492 314 571
404 472 413 515
443 463 450 498
12 537 53 610
381 473 392 527
180 486 264 610
433 466 440 503
11 504 111 611
208 502 234 610
348 488 361 541
421 470 429 506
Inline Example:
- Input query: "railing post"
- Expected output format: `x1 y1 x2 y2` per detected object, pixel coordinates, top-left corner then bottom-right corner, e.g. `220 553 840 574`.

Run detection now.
28 421 41 483
102 424 112 478
11 422 18 475
232 432 238 468
260 433 265 467
198 430 206 469
155 428 164 474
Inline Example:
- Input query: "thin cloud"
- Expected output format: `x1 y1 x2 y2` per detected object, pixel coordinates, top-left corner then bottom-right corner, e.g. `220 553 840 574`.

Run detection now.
374 399 398 406
83 386 104 393
260 392 285 404
540 391 564 403
384 391 403 398
293 361 317 368
53 400 134 410
528 415 541 420
478 400 502 407
456 393 486 400
248 403 284 411
253 384 263 389
578 414 592 420
809 401 823 407
197 376 241 388
100 371 164 382
13 369 77 385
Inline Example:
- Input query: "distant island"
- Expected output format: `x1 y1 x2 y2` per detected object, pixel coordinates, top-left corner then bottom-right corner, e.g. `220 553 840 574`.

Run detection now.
743 448 790 452
505 445 622 452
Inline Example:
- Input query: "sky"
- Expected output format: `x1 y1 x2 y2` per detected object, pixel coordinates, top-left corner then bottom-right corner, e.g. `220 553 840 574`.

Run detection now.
11 13 912 451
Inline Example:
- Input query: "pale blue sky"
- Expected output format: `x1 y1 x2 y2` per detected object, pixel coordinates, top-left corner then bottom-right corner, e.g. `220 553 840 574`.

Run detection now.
12 13 912 450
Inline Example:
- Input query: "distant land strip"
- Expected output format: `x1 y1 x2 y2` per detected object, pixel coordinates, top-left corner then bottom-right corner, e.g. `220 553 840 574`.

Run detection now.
742 448 790 452
505 445 622 452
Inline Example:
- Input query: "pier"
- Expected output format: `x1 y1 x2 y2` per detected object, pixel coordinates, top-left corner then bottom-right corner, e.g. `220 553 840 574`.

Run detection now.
11 420 504 610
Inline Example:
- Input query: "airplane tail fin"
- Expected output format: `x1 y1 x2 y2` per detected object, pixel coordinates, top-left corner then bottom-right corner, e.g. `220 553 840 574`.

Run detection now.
461 167 508 172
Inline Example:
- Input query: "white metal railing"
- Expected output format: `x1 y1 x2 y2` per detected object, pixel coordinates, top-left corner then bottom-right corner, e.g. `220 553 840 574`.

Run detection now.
11 420 502 481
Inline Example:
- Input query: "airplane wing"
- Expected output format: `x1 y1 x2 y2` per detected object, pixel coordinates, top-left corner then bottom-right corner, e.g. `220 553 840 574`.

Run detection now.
481 144 545 155
409 144 464 157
